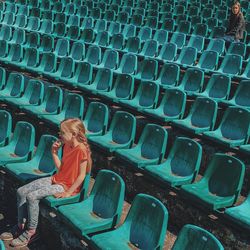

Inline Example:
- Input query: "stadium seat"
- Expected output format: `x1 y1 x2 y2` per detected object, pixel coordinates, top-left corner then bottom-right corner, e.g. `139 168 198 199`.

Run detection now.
21 86 63 117
119 81 159 111
134 58 158 81
67 15 80 27
35 52 57 74
25 16 40 32
181 153 245 210
40 93 84 126
177 68 204 96
66 26 80 40
24 32 40 49
197 74 231 101
0 67 6 90
192 23 208 37
155 63 180 89
143 88 186 122
83 102 109 137
115 53 138 75
116 11 129 24
224 192 250 231
84 45 101 66
0 110 12 147
227 42 246 58
13 14 27 28
173 97 217 134
80 28 95 44
93 19 107 33
90 194 168 250
69 42 85 62
81 17 94 30
206 39 225 56
0 121 35 166
19 48 39 69
1 44 23 64
138 27 152 42
241 60 250 79
109 33 124 50
58 170 125 239
217 54 242 76
196 50 219 71
108 22 121 36
39 20 53 35
145 137 202 187
203 107 250 147
161 18 175 32
54 38 69 58
210 26 226 39
139 39 158 57
4 135 59 183
172 224 224 250
123 37 141 54
96 49 118 70
0 40 9 58
176 20 191 34
170 32 186 49
88 111 136 154
115 124 168 168
153 30 168 46
187 35 204 53
0 73 24 100
175 46 197 66
0 25 12 41
53 23 66 38
5 79 44 107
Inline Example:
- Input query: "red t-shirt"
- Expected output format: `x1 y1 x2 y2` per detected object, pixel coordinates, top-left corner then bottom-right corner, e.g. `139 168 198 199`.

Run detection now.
52 144 88 195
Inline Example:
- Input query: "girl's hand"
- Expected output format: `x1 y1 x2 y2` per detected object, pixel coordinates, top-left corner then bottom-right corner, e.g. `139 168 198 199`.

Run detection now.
53 191 71 198
51 140 62 154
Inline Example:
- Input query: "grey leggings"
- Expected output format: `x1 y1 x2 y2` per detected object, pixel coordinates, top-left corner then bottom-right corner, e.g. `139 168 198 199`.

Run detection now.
17 177 64 230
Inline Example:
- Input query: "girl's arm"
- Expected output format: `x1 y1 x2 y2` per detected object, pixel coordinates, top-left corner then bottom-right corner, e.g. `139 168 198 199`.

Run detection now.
51 141 62 170
54 160 87 198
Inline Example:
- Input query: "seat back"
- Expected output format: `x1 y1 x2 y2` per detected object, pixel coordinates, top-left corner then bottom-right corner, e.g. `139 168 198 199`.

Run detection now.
176 46 197 65
234 80 250 107
206 39 225 55
44 86 63 113
172 224 224 250
85 45 101 65
100 49 118 70
197 50 218 70
92 68 113 92
125 36 141 53
0 110 12 147
54 39 69 57
113 74 134 99
0 67 6 90
158 63 180 88
139 59 158 80
220 54 242 75
119 53 137 74
158 42 177 61
23 79 44 105
123 194 168 249
74 62 93 86
5 73 24 97
70 42 85 61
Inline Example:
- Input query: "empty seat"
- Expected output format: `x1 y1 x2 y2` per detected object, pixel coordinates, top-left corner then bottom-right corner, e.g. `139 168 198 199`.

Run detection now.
187 35 204 53
53 23 66 37
69 42 85 62
175 46 197 66
122 24 136 39
0 110 12 147
37 35 54 53
153 29 168 45
220 80 250 109
197 74 231 101
13 14 27 28
172 224 224 250
138 26 152 42
181 153 245 210
81 17 94 30
173 97 218 134
54 39 69 58
170 32 186 49
0 121 35 166
93 19 107 33
115 53 137 75
217 54 242 76
66 26 80 40
25 16 40 31
109 33 124 50
227 42 246 58
139 39 158 57
88 111 136 154
209 26 226 38
203 107 250 147
90 194 168 250
196 50 219 71
143 88 186 122
18 48 39 69
134 59 158 81
0 25 12 41
177 68 204 96
145 137 202 187
157 42 177 62
97 49 118 70
40 94 84 126
192 23 208 37
161 18 175 32
108 22 121 36
241 60 250 79
83 102 109 137
94 31 109 47
176 20 191 34
123 37 141 54
39 19 53 35
84 45 101 66
35 52 57 74
115 124 168 168
206 39 225 56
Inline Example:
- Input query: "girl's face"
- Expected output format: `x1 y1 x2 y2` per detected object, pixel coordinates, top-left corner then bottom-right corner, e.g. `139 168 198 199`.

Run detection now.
232 4 240 14
59 124 74 145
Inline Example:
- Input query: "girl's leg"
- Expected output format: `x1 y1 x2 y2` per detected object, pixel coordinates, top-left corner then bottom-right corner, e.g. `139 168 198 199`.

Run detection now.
17 177 52 226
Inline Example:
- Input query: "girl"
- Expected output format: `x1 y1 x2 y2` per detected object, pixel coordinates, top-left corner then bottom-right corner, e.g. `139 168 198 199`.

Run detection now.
224 1 245 42
1 118 92 247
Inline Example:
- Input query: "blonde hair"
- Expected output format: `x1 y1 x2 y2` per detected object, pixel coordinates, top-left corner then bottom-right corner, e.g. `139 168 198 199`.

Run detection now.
60 118 92 173
232 1 240 10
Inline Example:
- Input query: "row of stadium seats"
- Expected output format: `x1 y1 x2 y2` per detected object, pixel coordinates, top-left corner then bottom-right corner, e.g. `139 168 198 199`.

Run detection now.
0 109 249 235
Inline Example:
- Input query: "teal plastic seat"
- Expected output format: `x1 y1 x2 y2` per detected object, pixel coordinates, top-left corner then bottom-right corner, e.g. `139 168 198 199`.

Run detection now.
190 16 203 26
58 170 125 239
209 26 226 38
175 46 197 66
67 15 80 27
157 42 177 62
145 137 202 187
103 10 115 22
192 23 208 37
123 37 141 54
100 74 134 102
139 39 158 57
172 224 224 250
196 50 219 71
65 3 76 15
176 20 191 34
115 53 137 75
0 24 12 41
13 14 27 28
161 18 175 32
220 80 250 109
40 93 84 126
145 16 158 29
196 74 231 101
21 86 63 117
177 68 204 96
0 110 12 147
130 14 143 27
69 42 85 62
97 49 118 70
2 44 23 64
0 73 24 100
93 19 107 33
80 28 95 44
115 124 168 168
25 16 40 32
94 31 110 47
5 79 44 107
82 68 113 94
138 27 152 42
24 32 40 49
108 22 121 36
0 121 35 166
0 67 6 90
241 60 250 79
207 17 219 32
181 153 245 210
143 88 186 122
42 10 54 21
66 26 80 40
109 33 124 50
84 45 101 66
117 11 129 24
187 35 204 53
206 38 225 55
170 32 186 49
155 63 180 89
90 7 101 19
90 193 168 250
203 107 250 147
134 59 158 81
217 54 242 76
81 17 94 30
0 40 8 59
2 12 14 25
30 7 41 18
53 23 66 38
54 13 66 24
88 111 136 154
119 81 159 111
54 38 69 58
17 5 29 16
35 52 57 74
83 102 109 137
173 97 218 134
18 47 39 69
52 1 63 12
153 30 168 46
9 28 25 45
224 192 250 231
4 135 59 183
38 35 54 53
